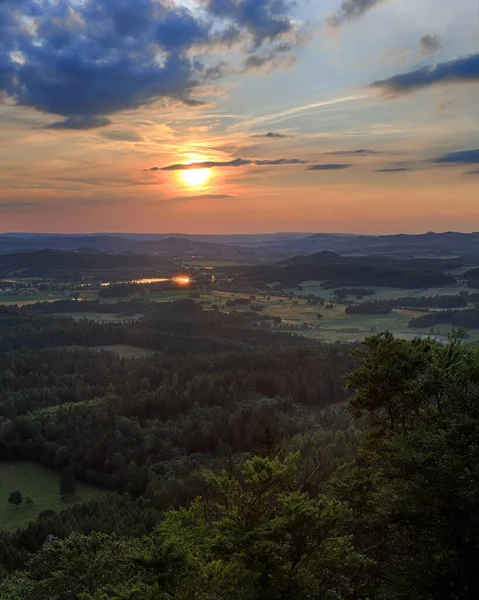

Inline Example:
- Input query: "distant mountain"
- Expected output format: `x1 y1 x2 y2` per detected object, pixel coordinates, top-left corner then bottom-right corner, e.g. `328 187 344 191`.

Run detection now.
285 232 479 257
0 250 175 278
0 231 479 261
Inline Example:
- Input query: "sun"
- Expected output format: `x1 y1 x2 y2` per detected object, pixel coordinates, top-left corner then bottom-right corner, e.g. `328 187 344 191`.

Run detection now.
181 168 211 188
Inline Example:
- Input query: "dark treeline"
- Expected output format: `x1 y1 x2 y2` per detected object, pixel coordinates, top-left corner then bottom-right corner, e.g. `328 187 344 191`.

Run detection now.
2 332 479 599
345 301 393 315
0 344 351 499
0 300 302 354
220 262 456 289
346 295 469 316
409 307 479 329
0 249 179 279
388 294 468 309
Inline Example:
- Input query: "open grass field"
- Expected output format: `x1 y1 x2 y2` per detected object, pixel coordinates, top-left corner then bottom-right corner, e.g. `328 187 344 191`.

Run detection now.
64 344 158 358
0 295 58 305
0 462 100 532
53 311 142 323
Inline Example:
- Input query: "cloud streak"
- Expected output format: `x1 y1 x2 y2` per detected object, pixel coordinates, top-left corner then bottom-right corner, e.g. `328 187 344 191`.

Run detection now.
376 167 412 172
148 157 307 171
165 193 234 204
251 132 289 138
306 164 352 171
432 149 479 164
326 149 379 156
371 53 479 96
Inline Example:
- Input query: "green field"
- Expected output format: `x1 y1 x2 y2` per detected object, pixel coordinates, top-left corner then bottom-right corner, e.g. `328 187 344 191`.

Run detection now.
64 344 158 358
53 312 142 323
0 462 100 532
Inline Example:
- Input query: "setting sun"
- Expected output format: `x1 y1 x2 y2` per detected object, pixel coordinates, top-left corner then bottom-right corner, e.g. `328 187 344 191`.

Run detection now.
181 168 211 188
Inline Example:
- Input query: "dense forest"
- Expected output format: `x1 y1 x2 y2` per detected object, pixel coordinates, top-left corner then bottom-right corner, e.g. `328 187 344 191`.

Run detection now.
0 297 478 599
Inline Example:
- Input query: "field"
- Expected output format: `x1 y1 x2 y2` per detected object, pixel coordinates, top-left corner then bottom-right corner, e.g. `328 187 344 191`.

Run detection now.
4 277 477 343
0 462 100 532
64 344 158 358
53 312 142 323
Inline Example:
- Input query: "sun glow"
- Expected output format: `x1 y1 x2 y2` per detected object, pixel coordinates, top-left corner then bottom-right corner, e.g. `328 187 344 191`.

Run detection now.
181 168 211 187
173 275 191 286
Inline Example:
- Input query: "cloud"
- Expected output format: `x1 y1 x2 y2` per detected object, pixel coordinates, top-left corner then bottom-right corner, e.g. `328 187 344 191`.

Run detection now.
432 149 479 164
419 35 441 55
0 201 39 212
182 98 209 107
306 164 352 171
465 170 479 176
376 167 412 172
251 132 288 138
329 0 387 27
326 149 379 156
255 158 306 165
205 0 295 46
371 53 479 96
0 0 302 125
165 193 234 204
149 157 307 171
100 129 143 142
46 117 113 130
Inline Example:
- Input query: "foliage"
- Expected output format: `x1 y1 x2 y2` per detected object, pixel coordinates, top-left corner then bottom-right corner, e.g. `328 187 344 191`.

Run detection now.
8 492 22 509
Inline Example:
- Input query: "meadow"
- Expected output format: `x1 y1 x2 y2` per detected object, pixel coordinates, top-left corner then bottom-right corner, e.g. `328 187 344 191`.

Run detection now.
0 462 100 532
64 344 158 358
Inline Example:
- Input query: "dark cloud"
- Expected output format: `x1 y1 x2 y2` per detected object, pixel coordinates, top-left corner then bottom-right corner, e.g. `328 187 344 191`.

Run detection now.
251 132 289 138
255 158 306 165
156 159 252 171
205 0 294 46
326 149 379 156
371 53 479 96
465 170 479 176
376 167 412 172
0 0 301 125
419 34 441 55
46 117 113 130
306 164 352 170
329 0 386 27
149 157 306 171
181 98 209 107
432 149 479 164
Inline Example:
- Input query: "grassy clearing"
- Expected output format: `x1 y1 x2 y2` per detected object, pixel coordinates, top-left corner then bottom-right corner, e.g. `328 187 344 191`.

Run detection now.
0 462 100 532
63 344 158 358
0 295 57 306
53 312 142 323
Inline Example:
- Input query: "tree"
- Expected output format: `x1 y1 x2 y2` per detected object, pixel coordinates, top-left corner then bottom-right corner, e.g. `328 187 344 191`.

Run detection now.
160 454 372 600
8 491 22 509
339 331 479 599
317 313 324 320
59 468 76 502
24 495 34 507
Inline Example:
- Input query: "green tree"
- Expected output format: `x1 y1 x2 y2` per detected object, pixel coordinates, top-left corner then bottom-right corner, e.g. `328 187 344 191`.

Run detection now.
59 468 76 502
339 331 479 600
160 454 372 600
8 491 22 509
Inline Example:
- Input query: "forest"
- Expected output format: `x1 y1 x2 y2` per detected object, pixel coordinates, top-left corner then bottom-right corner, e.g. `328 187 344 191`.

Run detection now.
0 293 477 599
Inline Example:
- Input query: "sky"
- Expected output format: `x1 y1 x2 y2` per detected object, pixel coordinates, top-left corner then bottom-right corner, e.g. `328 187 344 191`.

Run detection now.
0 0 478 234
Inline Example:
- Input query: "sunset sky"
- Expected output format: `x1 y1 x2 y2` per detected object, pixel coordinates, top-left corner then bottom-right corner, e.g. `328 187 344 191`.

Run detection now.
0 0 478 234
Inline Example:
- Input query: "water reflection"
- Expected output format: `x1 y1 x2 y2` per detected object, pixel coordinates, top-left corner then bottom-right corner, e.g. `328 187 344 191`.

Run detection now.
100 276 190 287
